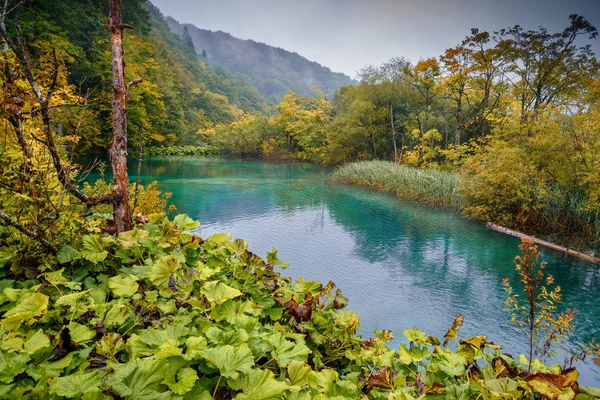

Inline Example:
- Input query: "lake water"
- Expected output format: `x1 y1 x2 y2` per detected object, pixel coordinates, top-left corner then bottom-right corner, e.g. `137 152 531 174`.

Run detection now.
90 156 600 385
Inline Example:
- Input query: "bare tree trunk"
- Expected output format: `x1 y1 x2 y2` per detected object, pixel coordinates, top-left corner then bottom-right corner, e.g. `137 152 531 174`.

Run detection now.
109 0 139 232
389 103 399 164
454 96 462 147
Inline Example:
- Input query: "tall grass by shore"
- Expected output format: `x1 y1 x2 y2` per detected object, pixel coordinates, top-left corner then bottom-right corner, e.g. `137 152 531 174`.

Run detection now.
332 160 462 207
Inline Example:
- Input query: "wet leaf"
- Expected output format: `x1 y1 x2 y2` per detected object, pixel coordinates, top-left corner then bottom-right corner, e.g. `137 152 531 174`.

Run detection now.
443 314 464 346
108 274 139 297
2 292 49 330
50 371 103 398
202 344 253 379
526 372 579 400
367 366 394 393
403 328 440 346
232 368 291 400
201 281 242 305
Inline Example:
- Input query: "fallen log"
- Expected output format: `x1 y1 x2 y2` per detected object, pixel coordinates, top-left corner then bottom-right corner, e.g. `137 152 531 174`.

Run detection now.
486 222 600 265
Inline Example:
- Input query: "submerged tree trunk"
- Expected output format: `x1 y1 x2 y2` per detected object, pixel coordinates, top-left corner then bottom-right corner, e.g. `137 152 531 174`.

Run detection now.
109 0 140 232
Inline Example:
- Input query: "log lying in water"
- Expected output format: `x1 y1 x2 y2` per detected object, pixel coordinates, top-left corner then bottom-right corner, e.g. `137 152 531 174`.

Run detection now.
486 222 600 265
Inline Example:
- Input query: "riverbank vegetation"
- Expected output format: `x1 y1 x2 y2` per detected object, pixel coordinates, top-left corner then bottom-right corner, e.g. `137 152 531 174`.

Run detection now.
204 15 600 251
332 161 461 207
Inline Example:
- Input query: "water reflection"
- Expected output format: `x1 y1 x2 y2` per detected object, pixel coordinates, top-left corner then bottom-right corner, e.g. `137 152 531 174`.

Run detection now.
87 156 600 385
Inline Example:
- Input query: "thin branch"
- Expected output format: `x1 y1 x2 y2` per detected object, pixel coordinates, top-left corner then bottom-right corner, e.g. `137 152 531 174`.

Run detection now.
126 77 143 90
0 208 55 251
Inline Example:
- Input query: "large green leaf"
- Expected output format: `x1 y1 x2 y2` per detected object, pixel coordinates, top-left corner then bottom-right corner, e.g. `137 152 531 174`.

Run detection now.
50 371 103 398
0 351 29 384
117 228 149 249
80 235 108 264
1 292 49 330
24 330 50 354
174 214 200 231
269 332 311 368
233 368 291 400
148 255 180 291
201 281 242 305
164 367 198 395
402 328 440 346
202 344 253 379
287 361 312 387
108 274 139 297
56 245 81 264
107 358 172 400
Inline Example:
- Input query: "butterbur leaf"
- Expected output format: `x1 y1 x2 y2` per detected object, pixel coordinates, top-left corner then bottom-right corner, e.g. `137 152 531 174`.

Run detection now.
367 366 394 393
202 344 253 379
287 361 312 387
108 357 171 399
233 368 291 400
403 328 440 346
269 332 311 368
117 228 149 249
80 235 108 264
208 232 232 244
484 378 522 398
443 314 464 347
108 274 139 297
50 371 103 398
525 372 579 400
56 245 81 264
164 367 198 395
148 255 180 291
0 351 29 384
174 214 200 231
201 281 242 305
24 330 50 354
333 289 348 309
284 292 314 322
1 292 49 330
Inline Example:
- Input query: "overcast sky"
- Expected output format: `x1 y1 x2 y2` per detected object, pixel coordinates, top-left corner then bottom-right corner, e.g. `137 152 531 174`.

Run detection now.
150 0 600 79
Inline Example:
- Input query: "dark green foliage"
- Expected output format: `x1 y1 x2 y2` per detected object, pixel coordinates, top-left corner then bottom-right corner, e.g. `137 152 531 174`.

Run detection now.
144 145 220 157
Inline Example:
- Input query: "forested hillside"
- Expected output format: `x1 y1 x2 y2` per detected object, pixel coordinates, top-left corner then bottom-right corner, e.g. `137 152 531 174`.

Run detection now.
2 0 267 151
166 17 355 103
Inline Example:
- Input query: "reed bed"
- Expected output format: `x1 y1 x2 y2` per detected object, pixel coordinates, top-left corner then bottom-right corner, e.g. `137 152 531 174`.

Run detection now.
332 160 462 207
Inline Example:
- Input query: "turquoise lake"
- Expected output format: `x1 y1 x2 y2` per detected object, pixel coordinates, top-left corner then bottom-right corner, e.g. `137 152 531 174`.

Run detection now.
90 156 600 385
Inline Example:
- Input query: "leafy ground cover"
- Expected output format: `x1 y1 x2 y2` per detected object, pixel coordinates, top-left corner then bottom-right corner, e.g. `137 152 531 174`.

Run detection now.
1 212 598 399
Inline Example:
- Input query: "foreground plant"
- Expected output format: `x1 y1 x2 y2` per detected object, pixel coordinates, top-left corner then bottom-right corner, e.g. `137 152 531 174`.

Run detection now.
1 214 598 399
503 238 576 372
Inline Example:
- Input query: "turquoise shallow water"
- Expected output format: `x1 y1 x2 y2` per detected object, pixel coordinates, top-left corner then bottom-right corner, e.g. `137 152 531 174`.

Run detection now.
88 156 600 385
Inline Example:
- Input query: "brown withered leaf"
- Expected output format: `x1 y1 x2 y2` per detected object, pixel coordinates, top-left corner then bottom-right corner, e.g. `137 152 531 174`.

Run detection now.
94 321 107 339
52 327 78 360
525 371 579 400
415 372 426 396
88 351 108 369
492 356 519 378
333 289 348 310
443 314 464 346
101 219 117 235
366 366 395 393
134 212 149 224
284 292 314 322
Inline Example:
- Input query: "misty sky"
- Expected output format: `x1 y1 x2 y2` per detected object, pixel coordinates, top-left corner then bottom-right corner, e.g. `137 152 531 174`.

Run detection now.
150 0 600 79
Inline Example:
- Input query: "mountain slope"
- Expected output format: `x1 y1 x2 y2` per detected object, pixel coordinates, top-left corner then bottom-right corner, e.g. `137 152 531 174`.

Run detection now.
165 17 355 103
